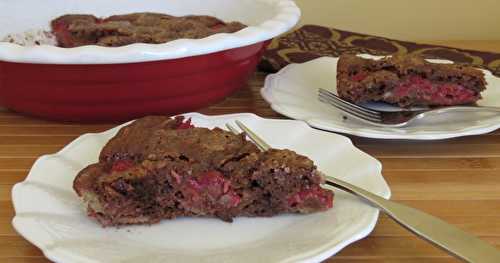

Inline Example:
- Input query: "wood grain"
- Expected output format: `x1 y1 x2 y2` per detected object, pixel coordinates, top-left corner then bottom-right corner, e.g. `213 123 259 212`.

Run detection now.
1 41 499 262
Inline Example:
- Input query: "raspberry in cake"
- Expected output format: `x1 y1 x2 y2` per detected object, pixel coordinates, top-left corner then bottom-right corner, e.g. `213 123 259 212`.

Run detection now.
51 12 246 47
73 116 333 226
336 54 487 107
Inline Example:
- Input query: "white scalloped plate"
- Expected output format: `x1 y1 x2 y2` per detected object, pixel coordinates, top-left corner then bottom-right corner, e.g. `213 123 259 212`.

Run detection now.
261 56 500 140
0 0 299 64
12 113 390 263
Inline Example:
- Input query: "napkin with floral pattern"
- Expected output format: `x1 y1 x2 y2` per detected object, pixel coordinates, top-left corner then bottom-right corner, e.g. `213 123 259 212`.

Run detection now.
259 25 500 77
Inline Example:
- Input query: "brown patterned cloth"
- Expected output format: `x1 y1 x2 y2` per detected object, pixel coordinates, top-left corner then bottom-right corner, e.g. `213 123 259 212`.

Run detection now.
259 25 500 77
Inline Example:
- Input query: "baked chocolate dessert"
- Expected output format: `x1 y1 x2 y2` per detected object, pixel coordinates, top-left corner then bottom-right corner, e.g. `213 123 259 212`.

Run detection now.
336 54 487 107
73 116 333 226
51 12 246 47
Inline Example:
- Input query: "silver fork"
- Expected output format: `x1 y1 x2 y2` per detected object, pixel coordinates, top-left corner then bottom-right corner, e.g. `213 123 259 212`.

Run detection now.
226 120 500 263
319 88 500 128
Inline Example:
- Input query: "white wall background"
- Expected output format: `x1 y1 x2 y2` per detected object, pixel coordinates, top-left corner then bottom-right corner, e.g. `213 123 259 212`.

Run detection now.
294 0 500 41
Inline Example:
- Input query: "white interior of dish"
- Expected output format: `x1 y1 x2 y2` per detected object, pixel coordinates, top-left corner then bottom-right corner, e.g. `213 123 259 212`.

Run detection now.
0 0 299 64
0 0 276 37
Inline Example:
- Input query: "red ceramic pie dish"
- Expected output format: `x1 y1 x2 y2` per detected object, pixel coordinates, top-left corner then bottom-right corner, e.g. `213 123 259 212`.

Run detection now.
0 0 300 122
0 42 268 121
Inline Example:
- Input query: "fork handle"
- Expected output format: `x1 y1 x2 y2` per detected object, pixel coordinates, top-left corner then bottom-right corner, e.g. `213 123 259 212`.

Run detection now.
429 106 500 114
324 175 500 263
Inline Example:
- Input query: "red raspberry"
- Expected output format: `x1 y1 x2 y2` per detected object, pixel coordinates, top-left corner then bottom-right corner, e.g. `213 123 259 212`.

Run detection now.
111 160 134 172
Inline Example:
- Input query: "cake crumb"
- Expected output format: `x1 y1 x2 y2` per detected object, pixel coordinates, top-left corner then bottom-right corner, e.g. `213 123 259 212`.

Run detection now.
1 29 57 46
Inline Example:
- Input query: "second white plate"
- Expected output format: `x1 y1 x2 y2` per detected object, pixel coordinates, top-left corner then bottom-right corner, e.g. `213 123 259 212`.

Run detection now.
261 56 500 140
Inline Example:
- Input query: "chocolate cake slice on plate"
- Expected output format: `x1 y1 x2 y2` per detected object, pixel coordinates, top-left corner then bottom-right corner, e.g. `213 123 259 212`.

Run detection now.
73 116 333 226
336 54 487 107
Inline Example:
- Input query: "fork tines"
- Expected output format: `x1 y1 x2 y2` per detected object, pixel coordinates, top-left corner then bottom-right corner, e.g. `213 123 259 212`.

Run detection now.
318 88 383 123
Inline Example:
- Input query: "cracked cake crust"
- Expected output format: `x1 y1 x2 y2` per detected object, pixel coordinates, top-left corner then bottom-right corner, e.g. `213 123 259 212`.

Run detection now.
51 12 247 47
336 54 487 107
73 116 334 226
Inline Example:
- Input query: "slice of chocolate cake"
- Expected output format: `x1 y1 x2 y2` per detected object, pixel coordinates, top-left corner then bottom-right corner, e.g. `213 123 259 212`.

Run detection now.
336 54 487 107
73 116 333 226
51 12 246 47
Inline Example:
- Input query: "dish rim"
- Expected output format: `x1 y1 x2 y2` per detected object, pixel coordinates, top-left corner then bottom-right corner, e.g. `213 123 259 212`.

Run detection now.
0 0 300 64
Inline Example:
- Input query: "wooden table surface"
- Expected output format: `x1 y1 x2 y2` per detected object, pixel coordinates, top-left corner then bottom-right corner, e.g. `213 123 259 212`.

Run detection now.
1 41 500 263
